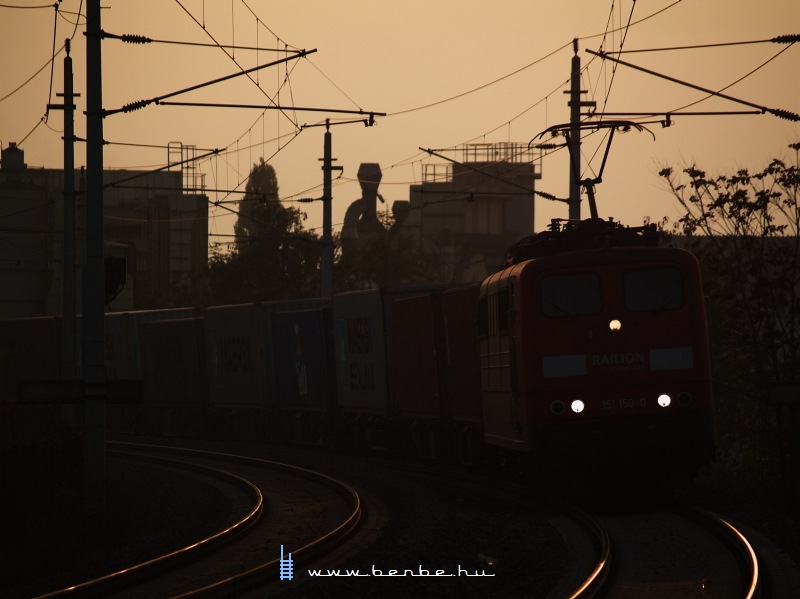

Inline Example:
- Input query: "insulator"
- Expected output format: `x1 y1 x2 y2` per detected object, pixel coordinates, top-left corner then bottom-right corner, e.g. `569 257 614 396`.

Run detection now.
771 34 800 44
122 100 150 113
121 34 152 44
768 108 800 122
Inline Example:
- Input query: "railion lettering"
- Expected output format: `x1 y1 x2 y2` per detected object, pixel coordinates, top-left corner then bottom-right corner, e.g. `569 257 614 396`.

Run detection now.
591 351 645 367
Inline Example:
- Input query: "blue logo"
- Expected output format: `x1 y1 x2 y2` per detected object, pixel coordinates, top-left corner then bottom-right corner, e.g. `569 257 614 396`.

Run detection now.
279 545 294 581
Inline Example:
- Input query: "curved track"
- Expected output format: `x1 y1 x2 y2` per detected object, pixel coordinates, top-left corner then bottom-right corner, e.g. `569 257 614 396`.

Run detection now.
591 503 760 599
35 441 362 598
561 503 611 599
366 459 614 599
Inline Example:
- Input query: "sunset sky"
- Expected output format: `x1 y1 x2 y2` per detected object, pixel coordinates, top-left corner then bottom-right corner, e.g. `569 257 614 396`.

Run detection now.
2 0 798 250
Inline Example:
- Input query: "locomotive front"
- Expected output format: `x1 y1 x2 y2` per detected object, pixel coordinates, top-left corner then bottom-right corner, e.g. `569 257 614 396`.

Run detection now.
480 245 714 482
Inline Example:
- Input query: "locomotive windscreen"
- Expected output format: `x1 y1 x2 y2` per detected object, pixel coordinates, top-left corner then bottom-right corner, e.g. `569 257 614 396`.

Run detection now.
541 273 601 317
623 268 684 312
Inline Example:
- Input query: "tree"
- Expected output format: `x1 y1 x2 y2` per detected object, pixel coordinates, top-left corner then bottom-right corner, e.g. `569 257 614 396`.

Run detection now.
208 159 322 303
660 157 799 382
334 208 438 291
659 154 800 502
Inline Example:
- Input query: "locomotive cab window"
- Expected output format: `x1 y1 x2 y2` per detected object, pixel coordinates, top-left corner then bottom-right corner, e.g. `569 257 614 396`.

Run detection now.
623 268 683 311
541 273 601 316
478 295 489 338
480 287 511 336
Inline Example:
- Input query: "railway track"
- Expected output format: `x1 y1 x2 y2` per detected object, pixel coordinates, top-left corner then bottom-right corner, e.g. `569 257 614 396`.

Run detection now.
587 502 760 599
319 455 615 599
109 437 617 598
33 441 362 598
27 434 783 598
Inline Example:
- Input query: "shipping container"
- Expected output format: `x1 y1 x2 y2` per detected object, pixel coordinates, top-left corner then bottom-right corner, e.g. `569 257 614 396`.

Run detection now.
139 318 207 404
269 308 335 407
105 308 199 380
438 284 482 421
205 304 267 406
387 294 441 417
259 298 330 404
332 290 388 412
0 317 61 402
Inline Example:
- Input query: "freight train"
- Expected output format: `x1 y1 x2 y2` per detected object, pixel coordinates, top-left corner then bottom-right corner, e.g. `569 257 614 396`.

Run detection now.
1 219 715 484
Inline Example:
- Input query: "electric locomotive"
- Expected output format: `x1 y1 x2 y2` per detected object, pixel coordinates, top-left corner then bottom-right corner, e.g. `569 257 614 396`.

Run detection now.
479 219 714 481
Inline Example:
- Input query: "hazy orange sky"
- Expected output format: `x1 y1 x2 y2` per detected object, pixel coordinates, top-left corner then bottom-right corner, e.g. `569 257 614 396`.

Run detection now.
2 0 798 250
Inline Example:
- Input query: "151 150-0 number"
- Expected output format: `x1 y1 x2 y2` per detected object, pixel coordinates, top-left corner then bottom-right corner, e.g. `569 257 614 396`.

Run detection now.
602 397 646 410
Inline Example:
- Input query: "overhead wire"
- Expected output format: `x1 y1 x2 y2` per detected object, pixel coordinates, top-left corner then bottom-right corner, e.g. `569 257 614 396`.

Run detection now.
610 36 800 53
239 0 295 48
152 0 790 235
575 0 638 184
387 1 685 120
656 43 797 117
375 0 686 202
2 0 85 155
168 0 315 237
172 0 300 130
56 6 83 31
9 0 792 243
581 0 684 43
587 47 799 121
186 0 379 239
388 41 573 118
0 2 54 7
0 52 59 103
10 1 63 147
104 1 620 235
44 0 59 122
598 0 637 114
101 30 299 53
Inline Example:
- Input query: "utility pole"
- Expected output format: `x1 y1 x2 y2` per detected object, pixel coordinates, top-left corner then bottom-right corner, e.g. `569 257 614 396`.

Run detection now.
84 0 106 533
565 39 595 220
568 39 581 220
320 119 342 297
47 40 79 382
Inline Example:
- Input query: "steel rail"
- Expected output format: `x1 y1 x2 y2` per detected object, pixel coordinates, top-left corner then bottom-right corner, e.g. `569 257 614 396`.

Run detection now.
364 457 612 599
677 505 761 599
153 444 364 598
565 504 612 599
34 446 264 598
106 441 362 598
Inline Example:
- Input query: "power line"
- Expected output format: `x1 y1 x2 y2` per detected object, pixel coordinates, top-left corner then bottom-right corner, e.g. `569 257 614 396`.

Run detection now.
597 0 637 114
107 183 316 205
654 44 796 118
582 0 686 43
609 35 800 53
172 0 301 129
99 29 300 52
0 2 54 8
156 100 385 122
44 0 58 122
0 49 63 103
103 148 222 189
389 41 572 118
587 48 800 122
386 2 689 119
102 49 316 116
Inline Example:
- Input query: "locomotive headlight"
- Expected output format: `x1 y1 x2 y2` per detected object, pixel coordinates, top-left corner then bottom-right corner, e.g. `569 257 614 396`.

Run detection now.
657 393 672 408
571 399 585 414
609 319 622 332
